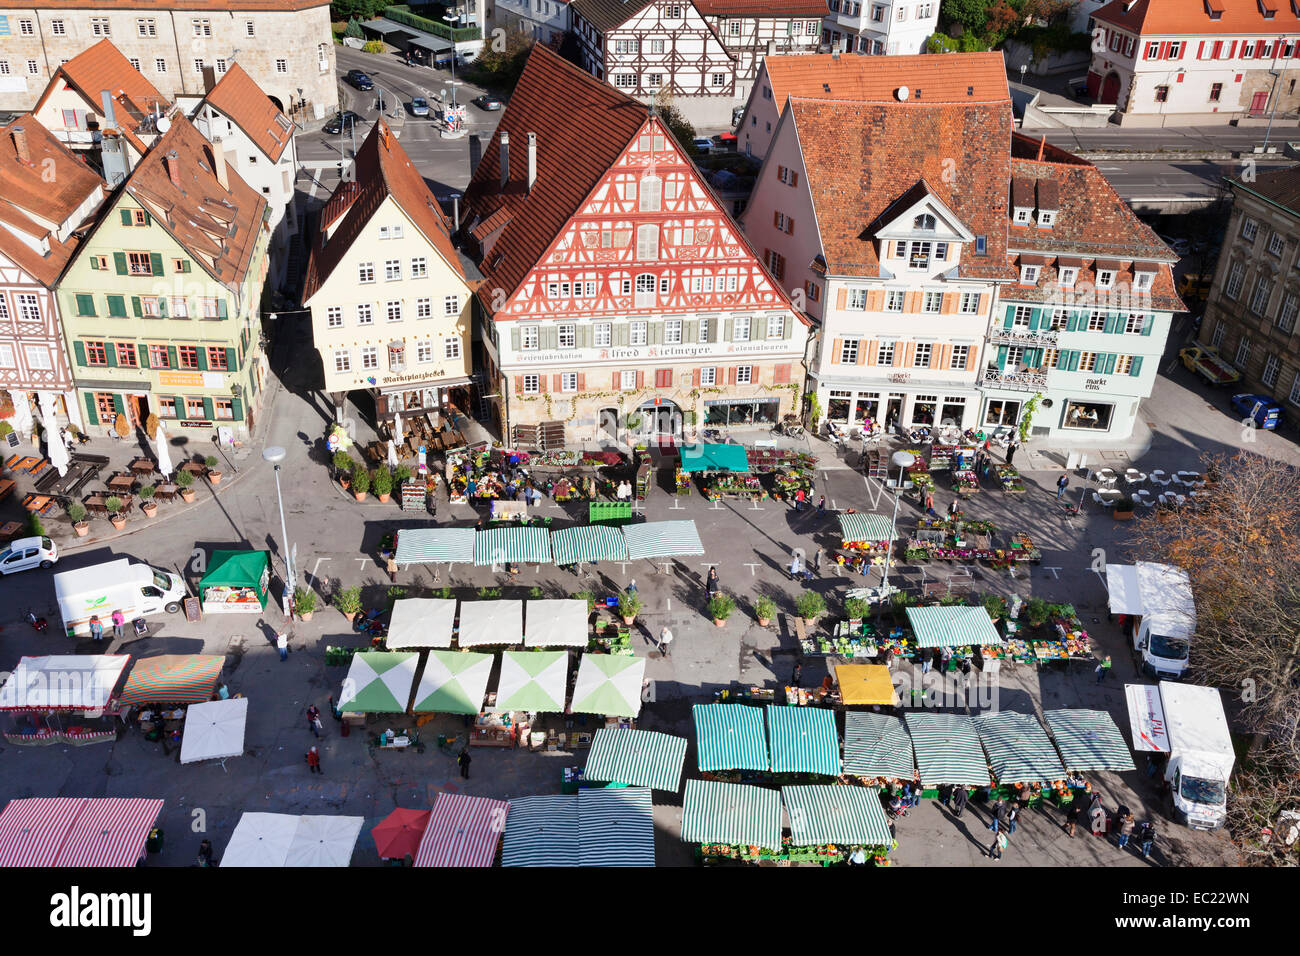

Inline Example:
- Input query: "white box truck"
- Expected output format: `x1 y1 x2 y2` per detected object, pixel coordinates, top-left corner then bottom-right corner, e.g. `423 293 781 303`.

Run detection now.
1106 561 1195 679
54 558 187 637
1125 681 1235 830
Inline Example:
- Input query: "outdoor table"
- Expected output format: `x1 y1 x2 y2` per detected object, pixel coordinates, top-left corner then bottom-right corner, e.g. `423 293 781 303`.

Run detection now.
23 494 52 514
83 494 109 514
154 484 177 502
1123 470 1146 485
107 473 136 494
0 477 12 502
129 458 156 476
1149 470 1169 486
0 520 22 539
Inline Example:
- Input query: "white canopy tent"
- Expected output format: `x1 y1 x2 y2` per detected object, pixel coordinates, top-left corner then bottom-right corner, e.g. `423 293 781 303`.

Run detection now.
457 600 524 647
0 655 129 710
180 697 248 765
223 812 364 867
221 812 299 867
386 598 458 650
283 814 365 867
524 599 589 648
1105 564 1143 615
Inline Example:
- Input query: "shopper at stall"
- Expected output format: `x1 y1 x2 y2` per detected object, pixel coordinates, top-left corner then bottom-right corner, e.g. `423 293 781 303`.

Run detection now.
988 831 1007 861
89 615 104 644
923 489 935 513
917 645 931 674
1116 810 1136 849
989 798 1010 833
952 785 969 818
457 748 471 779
706 568 719 599
277 630 289 662
793 488 806 511
1006 437 1020 466
111 608 125 640
1007 804 1019 835
1065 800 1082 837
1095 655 1112 684
791 663 802 688
306 746 321 774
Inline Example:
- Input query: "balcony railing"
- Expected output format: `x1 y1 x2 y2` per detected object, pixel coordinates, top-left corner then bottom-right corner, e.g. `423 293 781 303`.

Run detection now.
987 327 1060 347
982 368 1049 392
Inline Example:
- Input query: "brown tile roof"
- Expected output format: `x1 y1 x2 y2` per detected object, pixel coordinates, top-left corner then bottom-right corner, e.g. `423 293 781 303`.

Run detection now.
303 119 465 302
0 117 104 287
462 44 649 306
1230 163 1300 215
695 0 828 15
122 115 267 288
763 52 1010 108
570 0 656 31
788 95 1016 280
1092 0 1300 35
201 62 293 163
47 39 167 120
31 0 327 9
1005 259 1185 314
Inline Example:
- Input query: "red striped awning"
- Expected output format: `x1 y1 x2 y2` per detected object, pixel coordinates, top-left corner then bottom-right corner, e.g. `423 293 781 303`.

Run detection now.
414 793 509 867
0 799 85 866
0 798 163 867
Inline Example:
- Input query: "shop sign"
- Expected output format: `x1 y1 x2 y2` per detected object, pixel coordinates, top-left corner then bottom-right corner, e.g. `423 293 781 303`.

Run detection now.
507 341 800 366
179 420 213 428
888 373 911 383
1083 377 1107 391
158 371 204 388
375 370 449 387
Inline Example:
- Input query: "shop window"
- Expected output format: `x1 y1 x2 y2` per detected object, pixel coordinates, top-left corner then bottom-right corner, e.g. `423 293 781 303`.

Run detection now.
215 398 234 419
984 399 1021 426
186 397 207 418
94 393 116 421
1063 401 1113 431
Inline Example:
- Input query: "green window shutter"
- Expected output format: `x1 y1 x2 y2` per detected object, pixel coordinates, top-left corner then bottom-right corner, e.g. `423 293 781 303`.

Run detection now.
104 343 118 368
202 397 215 420
138 345 150 368
1028 308 1041 331
90 256 100 271
107 295 126 318
131 297 142 317
615 324 629 346
1104 353 1118 375
510 328 520 350
541 327 557 350
1066 313 1079 332
167 346 178 369
174 396 186 419
120 209 132 227
784 316 793 339
149 252 164 277
231 396 244 420
83 392 99 425
216 299 228 319
1102 314 1118 334
197 347 209 371
997 345 1008 370
158 298 168 318
649 322 662 345
112 394 125 416
1003 306 1016 330
1129 356 1143 377
73 341 87 366
113 252 127 275
75 293 96 316
753 316 768 340
723 318 734 341
1028 348 1043 367
181 259 191 274
142 211 152 227
1070 351 1081 372
1141 315 1154 336
225 347 237 371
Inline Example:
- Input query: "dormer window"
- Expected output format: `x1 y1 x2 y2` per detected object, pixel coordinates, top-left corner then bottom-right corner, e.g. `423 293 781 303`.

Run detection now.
1096 269 1116 289
1259 0 1277 18
1014 207 1032 224
1037 210 1056 228
1020 264 1041 284
913 213 936 231
1059 266 1079 287
1204 0 1223 17
1134 269 1155 291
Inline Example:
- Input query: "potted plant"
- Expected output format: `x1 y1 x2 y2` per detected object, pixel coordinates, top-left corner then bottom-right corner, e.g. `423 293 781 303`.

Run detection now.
67 502 89 538
333 585 362 623
114 413 130 441
144 413 160 440
393 464 412 485
982 593 1007 623
333 449 353 487
206 455 223 485
795 591 826 626
351 469 370 502
755 596 777 627
1024 596 1050 628
105 496 126 530
1113 495 1135 521
618 590 642 625
139 484 157 517
373 466 393 503
176 469 196 502
844 596 870 624
293 587 317 621
707 593 735 627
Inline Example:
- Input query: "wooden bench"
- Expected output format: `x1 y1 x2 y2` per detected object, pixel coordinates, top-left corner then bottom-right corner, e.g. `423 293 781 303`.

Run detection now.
22 494 54 515
792 615 807 646
0 477 13 502
0 520 22 540
9 456 40 473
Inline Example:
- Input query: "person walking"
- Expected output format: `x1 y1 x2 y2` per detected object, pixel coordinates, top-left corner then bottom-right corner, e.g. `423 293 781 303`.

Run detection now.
89 615 104 644
918 645 932 674
197 839 216 867
1090 800 1108 837
814 549 825 574
788 552 803 580
1137 821 1156 859
626 578 638 597
706 567 719 599
989 798 1008 833
793 488 806 512
1006 438 1019 466
952 784 969 818
923 489 935 513
277 630 289 662
791 662 802 688
111 608 125 640
387 555 398 584
1007 804 1019 836
1065 799 1082 837
306 746 321 774
1095 654 1112 684
457 748 471 779
306 704 321 739
948 498 960 518
1116 810 1136 849
1056 473 1069 500
659 625 674 658
988 830 1007 861
816 495 826 518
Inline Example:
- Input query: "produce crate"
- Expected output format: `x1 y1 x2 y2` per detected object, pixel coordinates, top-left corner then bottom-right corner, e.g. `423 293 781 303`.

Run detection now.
589 501 633 524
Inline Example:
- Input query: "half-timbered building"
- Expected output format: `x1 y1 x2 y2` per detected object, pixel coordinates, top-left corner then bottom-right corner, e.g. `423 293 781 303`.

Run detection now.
462 44 809 443
694 0 825 103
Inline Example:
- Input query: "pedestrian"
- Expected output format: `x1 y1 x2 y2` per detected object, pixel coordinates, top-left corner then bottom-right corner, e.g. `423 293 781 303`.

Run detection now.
948 498 960 518
1138 821 1156 859
197 839 215 867
277 630 289 662
1006 438 1019 466
789 552 803 580
1116 810 1135 849
791 662 802 688
940 646 953 672
1056 472 1069 500
814 549 824 574
952 784 969 817
706 567 719 599
659 625 673 657
938 783 953 809
627 578 638 596
816 495 826 517
89 615 103 643
111 608 125 640
306 704 321 738
1065 799 1082 837
988 830 1007 861
1007 804 1019 836
989 798 1007 833
1090 801 1108 836
457 748 471 779
306 746 321 774
1095 654 1112 684
923 489 935 512
917 645 931 674
387 555 398 583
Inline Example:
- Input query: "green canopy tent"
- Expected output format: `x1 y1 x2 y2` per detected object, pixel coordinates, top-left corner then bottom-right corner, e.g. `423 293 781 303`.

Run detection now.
838 512 899 544
679 443 750 474
585 727 688 792
337 652 419 714
199 550 271 613
693 703 769 772
1043 709 1137 773
681 779 782 850
974 711 1067 786
781 785 894 847
905 606 1004 649
411 649 494 714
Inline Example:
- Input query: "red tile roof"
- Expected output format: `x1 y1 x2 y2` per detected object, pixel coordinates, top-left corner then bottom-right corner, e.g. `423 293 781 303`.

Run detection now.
1092 0 1300 35
695 0 828 15
122 115 267 288
763 52 1010 108
789 95 1016 280
303 119 465 302
45 39 168 121
201 62 293 163
0 117 104 287
462 44 650 307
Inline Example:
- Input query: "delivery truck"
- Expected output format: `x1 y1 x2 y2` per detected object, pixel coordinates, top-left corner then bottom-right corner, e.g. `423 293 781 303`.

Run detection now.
1125 682 1235 830
1106 561 1195 679
54 558 187 637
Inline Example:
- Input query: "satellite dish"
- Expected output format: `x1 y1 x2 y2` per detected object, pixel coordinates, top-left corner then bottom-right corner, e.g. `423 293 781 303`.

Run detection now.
895 86 909 102
156 115 172 133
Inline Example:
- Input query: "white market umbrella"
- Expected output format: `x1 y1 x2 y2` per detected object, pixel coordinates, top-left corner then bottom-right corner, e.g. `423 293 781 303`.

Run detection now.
39 393 68 477
180 697 248 765
387 439 399 468
154 419 174 479
283 814 364 867
221 812 298 867
393 410 404 442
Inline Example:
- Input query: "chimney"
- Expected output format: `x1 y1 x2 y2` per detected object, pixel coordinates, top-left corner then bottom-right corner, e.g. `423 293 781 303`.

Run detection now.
211 139 230 191
527 132 537 194
767 40 776 56
11 126 30 165
499 132 510 192
100 89 118 131
165 149 181 188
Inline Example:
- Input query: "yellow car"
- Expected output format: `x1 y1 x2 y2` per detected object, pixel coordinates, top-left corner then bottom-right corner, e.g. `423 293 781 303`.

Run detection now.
1179 345 1240 385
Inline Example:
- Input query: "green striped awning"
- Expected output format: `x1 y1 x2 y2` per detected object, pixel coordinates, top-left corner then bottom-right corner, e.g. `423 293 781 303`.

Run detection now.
394 528 476 564
501 795 578 867
118 654 225 705
578 787 655 867
411 649 494 714
974 711 1067 785
622 521 705 560
693 704 770 772
585 727 687 792
1043 709 1137 773
843 712 916 779
906 606 1003 648
767 706 841 777
838 512 898 542
570 654 646 718
551 526 629 565
457 600 523 647
904 713 992 787
681 780 782 849
474 526 553 566
337 652 418 714
494 651 567 712
782 785 893 847
523 599 589 648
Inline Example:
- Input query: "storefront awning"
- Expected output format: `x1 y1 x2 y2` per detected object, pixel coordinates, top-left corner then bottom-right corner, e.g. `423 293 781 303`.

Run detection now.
411 649 493 714
585 727 688 792
395 527 475 564
904 713 992 787
524 598 589 647
493 650 567 712
680 443 749 474
502 795 578 867
782 785 893 847
835 664 899 706
550 525 629 565
337 652 418 714
0 655 129 710
838 512 898 543
474 526 553 566
386 598 457 649
118 654 225 705
578 787 655 867
905 606 1003 648
681 779 782 849
570 654 645 717
974 711 1066 785
622 520 705 559
0 798 164 867
1043 708 1137 772
693 703 769 772
843 712 916 779
415 792 510 867
457 599 523 647
767 705 841 776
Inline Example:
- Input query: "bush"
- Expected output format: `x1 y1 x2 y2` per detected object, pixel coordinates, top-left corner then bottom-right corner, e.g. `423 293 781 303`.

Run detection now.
205 455 219 468
982 594 1008 620
706 593 735 621
293 588 318 616
529 585 544 599
574 590 597 614
138 484 156 500
333 449 353 472
386 586 406 606
67 502 87 524
618 591 642 619
176 469 194 488
755 596 777 621
796 591 826 621
104 496 123 515
0 422 11 438
476 586 502 599
351 470 371 495
27 512 44 537
333 585 362 615
1024 596 1050 627
373 467 393 496
362 39 385 54
844 597 871 620
435 586 454 600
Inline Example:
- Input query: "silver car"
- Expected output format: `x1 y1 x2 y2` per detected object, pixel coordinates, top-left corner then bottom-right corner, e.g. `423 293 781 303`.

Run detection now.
410 97 429 117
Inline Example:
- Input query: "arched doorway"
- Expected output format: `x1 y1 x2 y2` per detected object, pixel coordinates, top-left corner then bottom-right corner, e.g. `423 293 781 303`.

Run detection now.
1099 73 1121 105
268 95 284 113
639 400 680 441
598 407 620 442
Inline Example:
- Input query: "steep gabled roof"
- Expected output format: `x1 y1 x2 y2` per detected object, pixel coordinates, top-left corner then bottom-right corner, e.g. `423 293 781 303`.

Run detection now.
303 119 465 302
42 39 167 121
762 52 1010 108
462 44 648 306
201 63 294 163
569 0 656 31
1092 0 1300 35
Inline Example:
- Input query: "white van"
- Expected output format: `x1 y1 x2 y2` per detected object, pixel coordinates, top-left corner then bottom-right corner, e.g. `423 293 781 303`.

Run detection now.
0 536 58 574
1107 561 1195 679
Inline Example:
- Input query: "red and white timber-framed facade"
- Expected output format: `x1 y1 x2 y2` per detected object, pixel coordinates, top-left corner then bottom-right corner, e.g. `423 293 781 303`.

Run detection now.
463 45 810 443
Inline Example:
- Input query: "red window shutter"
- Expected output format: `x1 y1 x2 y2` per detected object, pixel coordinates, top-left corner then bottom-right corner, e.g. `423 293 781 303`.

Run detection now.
831 337 844 363
773 210 780 228
791 171 799 187
693 368 700 387
727 366 737 384
1197 40 1205 59
977 293 988 314
552 374 562 392
773 363 790 384
1176 73 1184 82
577 373 586 391
1228 41 1237 58
904 342 916 367
635 370 644 390
966 347 978 371
777 164 786 181
866 341 878 366
613 372 621 389
786 217 794 235
514 375 524 394
1157 42 1168 58
539 374 550 393
836 287 847 310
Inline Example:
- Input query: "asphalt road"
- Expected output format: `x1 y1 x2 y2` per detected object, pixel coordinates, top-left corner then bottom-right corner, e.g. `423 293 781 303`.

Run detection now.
1041 123 1296 153
1092 158 1293 204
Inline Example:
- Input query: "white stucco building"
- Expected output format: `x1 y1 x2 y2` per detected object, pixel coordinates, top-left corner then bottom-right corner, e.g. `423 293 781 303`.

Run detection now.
822 0 938 55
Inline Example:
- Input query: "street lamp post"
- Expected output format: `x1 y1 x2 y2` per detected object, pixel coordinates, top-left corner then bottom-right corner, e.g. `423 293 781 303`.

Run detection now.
1263 43 1284 150
263 446 295 619
878 450 916 595
445 9 461 109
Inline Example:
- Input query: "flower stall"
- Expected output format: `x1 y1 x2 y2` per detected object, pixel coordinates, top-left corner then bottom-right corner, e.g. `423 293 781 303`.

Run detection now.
835 512 898 573
996 464 1026 494
952 466 981 496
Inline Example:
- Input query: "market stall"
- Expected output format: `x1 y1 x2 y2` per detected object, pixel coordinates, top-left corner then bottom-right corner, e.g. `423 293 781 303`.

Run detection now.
550 526 629 568
577 787 655 867
393 528 476 565
766 706 841 777
474 526 553 567
995 464 1026 494
836 512 898 574
974 710 1067 786
371 807 431 862
481 650 567 746
679 445 762 501
222 812 364 867
984 605 1094 665
445 445 523 503
386 598 457 650
179 697 248 765
336 652 419 714
781 784 893 849
834 664 900 707
693 703 770 773
905 516 1041 565
457 599 524 647
501 795 579 867
411 649 494 715
0 797 164 867
118 654 225 705
681 779 782 851
843 712 916 780
198 550 270 614
621 520 705 560
0 654 129 745
585 727 688 791
570 654 646 719
414 792 511 867
523 599 590 648
903 713 992 788
905 606 1003 651
1042 709 1137 773
489 500 529 522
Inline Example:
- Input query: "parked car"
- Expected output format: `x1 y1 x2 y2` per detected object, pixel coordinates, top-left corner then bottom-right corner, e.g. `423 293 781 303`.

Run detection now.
472 94 503 111
345 69 374 91
1230 393 1283 429
693 137 714 154
0 536 58 575
1177 273 1212 302
410 97 429 117
323 111 362 135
